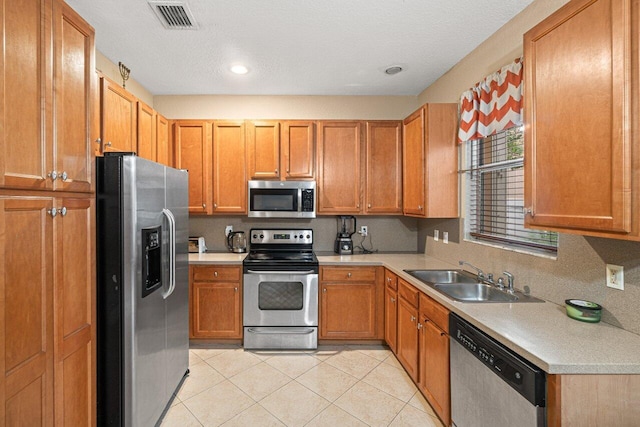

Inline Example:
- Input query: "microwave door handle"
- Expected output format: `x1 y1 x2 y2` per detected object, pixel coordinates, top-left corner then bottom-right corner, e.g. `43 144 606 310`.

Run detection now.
246 270 316 275
161 208 176 299
297 188 302 213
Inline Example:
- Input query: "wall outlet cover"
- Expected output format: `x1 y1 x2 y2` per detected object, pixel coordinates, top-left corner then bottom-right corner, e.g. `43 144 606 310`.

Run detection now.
443 231 449 244
606 264 624 290
359 225 368 236
434 230 439 241
225 225 233 237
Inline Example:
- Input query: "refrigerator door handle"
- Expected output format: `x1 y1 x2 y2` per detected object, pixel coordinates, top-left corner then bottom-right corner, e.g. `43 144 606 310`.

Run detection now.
162 208 177 299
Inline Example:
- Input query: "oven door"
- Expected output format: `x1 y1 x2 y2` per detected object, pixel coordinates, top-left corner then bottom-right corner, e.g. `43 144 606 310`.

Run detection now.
243 271 318 327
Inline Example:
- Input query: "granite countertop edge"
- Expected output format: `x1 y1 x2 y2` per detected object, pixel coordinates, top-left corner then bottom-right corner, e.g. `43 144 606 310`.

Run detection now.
189 252 640 375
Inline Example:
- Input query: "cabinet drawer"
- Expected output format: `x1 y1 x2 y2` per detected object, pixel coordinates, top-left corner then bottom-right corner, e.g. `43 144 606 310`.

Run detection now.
384 269 398 291
192 265 241 282
420 293 449 333
398 279 419 308
321 266 377 282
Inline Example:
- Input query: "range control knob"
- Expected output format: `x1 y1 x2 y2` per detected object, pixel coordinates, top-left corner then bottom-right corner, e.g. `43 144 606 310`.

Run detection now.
253 234 257 239
260 234 264 239
306 234 311 239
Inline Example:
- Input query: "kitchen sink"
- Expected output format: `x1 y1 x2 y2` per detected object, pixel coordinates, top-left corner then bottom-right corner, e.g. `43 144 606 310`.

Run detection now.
403 269 544 303
404 269 478 284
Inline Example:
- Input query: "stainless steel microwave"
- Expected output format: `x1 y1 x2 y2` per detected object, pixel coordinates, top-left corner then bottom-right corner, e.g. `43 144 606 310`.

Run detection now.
248 180 316 218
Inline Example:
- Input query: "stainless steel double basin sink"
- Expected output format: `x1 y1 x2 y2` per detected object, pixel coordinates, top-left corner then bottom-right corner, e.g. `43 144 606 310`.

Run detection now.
403 269 543 303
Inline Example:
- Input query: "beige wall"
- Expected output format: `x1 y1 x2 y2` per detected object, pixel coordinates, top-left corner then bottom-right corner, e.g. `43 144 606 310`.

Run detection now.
153 95 419 120
417 0 640 336
96 51 154 106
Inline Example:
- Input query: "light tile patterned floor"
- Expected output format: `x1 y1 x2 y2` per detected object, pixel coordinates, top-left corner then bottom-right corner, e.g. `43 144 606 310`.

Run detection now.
161 345 445 427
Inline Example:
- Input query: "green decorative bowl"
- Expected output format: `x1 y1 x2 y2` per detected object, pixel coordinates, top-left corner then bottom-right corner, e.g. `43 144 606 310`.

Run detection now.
565 299 602 323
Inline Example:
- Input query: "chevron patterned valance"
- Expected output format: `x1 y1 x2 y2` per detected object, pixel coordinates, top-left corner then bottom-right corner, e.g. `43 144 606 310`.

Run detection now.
458 58 523 143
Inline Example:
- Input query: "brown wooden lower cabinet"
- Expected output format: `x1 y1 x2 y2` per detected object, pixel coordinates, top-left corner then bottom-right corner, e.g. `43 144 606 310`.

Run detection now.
396 280 419 382
190 265 242 339
319 266 383 340
0 194 95 426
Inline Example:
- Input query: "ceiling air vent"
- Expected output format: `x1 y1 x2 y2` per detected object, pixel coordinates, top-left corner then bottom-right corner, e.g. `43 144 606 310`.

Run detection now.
148 1 199 30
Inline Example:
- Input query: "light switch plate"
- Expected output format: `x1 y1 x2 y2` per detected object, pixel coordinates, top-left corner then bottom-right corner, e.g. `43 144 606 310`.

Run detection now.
606 264 624 290
434 230 439 241
443 231 449 244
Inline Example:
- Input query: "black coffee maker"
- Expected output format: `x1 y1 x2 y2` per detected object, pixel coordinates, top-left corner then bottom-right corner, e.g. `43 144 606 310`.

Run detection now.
334 216 357 254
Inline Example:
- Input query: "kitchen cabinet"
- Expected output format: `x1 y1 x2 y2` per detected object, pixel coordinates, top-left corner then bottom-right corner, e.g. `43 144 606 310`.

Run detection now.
0 194 95 426
396 279 420 381
319 266 383 339
418 293 450 426
173 120 213 214
282 121 315 180
156 113 172 167
402 104 458 218
213 121 247 214
99 76 137 154
190 265 242 339
136 101 156 162
524 0 638 239
1 0 93 193
365 121 403 214
247 121 281 179
384 269 398 353
317 121 363 214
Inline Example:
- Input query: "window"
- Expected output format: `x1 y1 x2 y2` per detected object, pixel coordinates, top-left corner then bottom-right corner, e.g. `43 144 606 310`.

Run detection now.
464 126 558 254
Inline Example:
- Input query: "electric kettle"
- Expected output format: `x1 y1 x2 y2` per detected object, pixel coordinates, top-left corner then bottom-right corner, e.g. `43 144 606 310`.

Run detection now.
226 231 247 253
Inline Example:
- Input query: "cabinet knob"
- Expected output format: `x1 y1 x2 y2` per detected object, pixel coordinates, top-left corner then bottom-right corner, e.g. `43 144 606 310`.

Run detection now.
106 141 112 147
417 323 422 330
286 169 290 174
48 208 58 217
59 207 67 217
202 203 206 208
214 271 218 277
418 205 423 210
523 207 534 217
368 204 371 208
95 138 101 143
357 204 360 208
59 171 68 182
214 203 217 208
390 297 395 303
347 272 352 278
323 288 327 293
410 315 416 322
275 169 278 174
47 171 58 180
234 287 238 292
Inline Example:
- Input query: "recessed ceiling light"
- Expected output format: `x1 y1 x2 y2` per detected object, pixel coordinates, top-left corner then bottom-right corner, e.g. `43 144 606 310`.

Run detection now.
385 66 403 75
231 65 249 75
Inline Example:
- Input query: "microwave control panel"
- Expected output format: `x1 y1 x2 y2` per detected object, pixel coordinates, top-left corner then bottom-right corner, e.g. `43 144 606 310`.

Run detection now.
301 189 314 212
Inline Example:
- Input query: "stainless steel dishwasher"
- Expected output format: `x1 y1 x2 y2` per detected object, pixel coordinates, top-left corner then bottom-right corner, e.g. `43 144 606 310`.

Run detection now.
449 313 546 427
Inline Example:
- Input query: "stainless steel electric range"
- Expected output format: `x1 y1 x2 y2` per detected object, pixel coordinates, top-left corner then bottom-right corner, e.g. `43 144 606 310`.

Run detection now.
243 228 319 350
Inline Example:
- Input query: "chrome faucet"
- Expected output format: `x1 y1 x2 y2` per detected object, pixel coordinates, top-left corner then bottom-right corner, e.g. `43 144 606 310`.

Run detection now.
503 271 515 294
459 260 485 281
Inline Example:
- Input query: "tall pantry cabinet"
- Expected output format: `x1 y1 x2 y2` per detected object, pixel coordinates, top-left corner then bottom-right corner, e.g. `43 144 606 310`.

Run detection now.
0 0 96 425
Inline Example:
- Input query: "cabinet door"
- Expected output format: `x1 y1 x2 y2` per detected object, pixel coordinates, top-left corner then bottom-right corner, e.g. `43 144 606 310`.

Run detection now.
213 121 247 214
524 0 630 233
320 283 376 339
317 121 362 214
174 121 212 214
396 297 419 381
100 77 136 154
403 109 425 217
0 0 53 191
53 1 94 194
136 101 156 162
53 196 94 426
384 285 398 354
282 121 315 180
425 104 458 218
365 121 402 214
420 319 450 426
190 282 241 339
247 121 280 179
156 114 171 167
0 196 54 425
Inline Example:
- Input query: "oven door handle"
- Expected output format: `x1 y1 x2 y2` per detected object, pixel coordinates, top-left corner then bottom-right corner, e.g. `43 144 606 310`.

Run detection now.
246 270 316 275
247 328 316 335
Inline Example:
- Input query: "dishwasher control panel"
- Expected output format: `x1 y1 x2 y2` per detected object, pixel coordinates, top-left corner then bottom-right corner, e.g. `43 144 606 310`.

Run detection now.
450 313 546 407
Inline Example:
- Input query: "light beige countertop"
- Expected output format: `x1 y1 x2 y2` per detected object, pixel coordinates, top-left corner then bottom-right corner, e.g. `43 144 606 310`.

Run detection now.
190 252 640 375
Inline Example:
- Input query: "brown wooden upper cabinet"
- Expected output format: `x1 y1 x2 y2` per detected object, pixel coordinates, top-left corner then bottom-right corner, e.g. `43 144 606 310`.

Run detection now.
247 120 315 180
317 121 363 214
365 121 403 214
213 121 247 214
402 104 458 218
1 0 94 194
99 76 137 154
137 101 156 162
524 0 637 239
173 120 213 214
156 114 172 167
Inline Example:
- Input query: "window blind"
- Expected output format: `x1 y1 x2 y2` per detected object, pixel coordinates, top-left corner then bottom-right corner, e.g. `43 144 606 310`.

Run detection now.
464 126 557 253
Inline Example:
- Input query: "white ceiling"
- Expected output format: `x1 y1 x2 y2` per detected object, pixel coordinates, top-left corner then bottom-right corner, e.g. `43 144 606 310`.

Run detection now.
65 0 534 96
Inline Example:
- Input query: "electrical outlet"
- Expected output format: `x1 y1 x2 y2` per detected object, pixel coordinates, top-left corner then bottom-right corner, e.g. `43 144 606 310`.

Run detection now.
606 264 624 290
434 230 439 241
359 225 368 237
225 225 233 237
443 231 449 244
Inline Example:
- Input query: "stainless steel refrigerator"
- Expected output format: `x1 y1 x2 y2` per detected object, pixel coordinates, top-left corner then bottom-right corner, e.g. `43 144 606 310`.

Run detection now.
96 153 189 426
